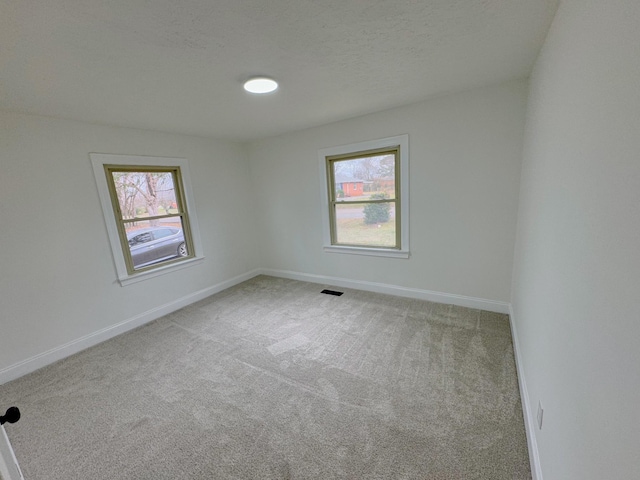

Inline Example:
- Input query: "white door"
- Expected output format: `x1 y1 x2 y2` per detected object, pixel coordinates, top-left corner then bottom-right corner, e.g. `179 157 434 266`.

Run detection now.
0 426 23 480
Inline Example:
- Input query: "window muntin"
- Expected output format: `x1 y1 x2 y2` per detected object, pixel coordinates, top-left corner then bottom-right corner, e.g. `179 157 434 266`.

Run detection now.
104 166 194 274
327 147 400 249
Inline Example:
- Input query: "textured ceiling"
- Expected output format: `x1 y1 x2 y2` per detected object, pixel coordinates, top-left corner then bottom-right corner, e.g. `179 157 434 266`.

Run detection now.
0 0 558 141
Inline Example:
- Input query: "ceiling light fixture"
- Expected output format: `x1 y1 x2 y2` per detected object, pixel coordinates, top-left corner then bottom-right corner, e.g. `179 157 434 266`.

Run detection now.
243 77 278 94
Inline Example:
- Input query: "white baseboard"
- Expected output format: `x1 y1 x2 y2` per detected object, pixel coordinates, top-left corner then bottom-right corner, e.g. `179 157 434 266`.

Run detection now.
259 268 510 314
0 269 261 386
509 304 543 480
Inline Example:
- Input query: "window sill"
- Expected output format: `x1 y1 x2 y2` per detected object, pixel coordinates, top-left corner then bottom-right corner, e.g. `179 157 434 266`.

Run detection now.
118 256 205 286
323 245 409 259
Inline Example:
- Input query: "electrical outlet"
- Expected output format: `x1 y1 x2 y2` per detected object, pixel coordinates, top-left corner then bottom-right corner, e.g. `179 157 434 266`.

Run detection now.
537 401 544 430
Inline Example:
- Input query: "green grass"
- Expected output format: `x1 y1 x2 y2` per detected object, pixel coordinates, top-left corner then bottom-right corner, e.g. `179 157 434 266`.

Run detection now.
336 218 396 247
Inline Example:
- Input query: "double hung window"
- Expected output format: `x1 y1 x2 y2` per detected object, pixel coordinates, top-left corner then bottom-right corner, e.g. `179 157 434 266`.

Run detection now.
319 135 409 258
91 154 203 285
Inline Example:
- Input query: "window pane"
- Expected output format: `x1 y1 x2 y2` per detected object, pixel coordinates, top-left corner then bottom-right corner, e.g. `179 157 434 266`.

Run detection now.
332 154 396 202
124 217 188 270
111 171 179 220
334 202 396 247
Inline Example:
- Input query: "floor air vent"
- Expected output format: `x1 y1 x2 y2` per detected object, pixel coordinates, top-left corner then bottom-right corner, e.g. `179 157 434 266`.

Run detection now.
321 289 344 296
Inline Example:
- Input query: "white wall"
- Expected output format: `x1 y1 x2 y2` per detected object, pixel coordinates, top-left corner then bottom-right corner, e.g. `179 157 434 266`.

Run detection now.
248 80 527 304
511 0 640 478
0 112 258 377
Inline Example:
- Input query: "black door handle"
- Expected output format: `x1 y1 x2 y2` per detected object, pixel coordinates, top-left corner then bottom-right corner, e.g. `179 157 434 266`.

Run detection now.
0 407 20 425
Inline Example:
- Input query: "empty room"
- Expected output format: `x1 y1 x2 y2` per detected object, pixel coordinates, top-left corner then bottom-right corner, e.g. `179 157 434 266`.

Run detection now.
1 1 638 479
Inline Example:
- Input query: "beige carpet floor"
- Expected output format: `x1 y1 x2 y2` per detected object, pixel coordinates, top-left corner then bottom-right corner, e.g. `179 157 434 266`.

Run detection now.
0 275 531 479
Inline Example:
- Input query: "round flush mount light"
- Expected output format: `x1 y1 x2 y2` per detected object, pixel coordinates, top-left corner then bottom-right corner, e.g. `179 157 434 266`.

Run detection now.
243 77 278 94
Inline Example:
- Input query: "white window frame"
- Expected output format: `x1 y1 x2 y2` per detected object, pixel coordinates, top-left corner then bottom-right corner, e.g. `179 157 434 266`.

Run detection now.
319 135 409 258
90 153 204 286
